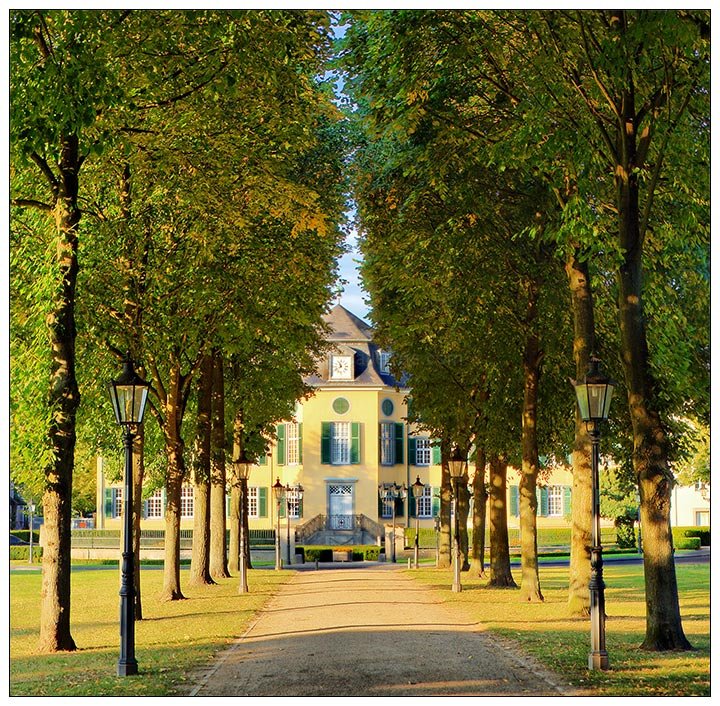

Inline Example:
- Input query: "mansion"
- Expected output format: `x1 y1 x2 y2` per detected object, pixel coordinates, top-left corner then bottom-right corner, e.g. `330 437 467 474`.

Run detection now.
96 304 709 543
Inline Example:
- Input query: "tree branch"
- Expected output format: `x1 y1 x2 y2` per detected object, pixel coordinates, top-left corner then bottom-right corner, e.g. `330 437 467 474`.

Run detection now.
10 198 52 211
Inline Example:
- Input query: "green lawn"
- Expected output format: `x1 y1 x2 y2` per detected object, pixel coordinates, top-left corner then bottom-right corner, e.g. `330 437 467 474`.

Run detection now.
406 560 710 697
10 559 709 696
10 566 292 696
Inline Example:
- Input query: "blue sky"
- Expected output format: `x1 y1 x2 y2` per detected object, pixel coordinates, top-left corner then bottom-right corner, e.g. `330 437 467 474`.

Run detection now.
336 225 370 321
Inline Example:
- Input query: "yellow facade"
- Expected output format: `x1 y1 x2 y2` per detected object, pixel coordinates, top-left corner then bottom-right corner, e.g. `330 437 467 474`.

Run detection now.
97 305 575 537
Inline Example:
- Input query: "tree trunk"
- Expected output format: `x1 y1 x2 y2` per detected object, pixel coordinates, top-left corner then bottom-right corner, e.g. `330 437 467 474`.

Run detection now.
209 349 230 579
613 48 691 650
189 354 214 587
519 279 544 602
228 480 240 573
488 454 517 588
132 429 145 619
38 134 81 653
470 448 487 576
160 366 186 602
565 249 595 616
457 473 471 571
438 441 452 568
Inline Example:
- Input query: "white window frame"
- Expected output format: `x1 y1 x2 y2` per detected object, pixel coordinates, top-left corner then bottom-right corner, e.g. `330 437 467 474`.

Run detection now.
112 487 123 518
286 486 302 519
415 437 431 466
146 489 163 518
380 422 394 466
547 485 563 516
286 422 300 466
248 487 259 518
180 484 194 518
417 485 433 518
378 350 391 373
380 497 394 519
331 421 351 465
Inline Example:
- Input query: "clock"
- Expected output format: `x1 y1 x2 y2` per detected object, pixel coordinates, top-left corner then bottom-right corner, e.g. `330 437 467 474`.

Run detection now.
331 355 352 380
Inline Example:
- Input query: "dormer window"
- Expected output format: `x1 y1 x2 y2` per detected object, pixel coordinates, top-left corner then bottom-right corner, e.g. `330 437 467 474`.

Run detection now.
378 350 391 374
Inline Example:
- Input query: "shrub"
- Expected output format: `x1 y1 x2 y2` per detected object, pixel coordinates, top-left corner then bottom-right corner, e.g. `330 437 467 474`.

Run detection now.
674 536 701 550
10 546 42 561
684 528 710 546
299 545 380 562
10 530 40 544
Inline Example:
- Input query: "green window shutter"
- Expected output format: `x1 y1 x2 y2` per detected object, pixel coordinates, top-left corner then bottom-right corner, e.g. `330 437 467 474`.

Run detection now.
142 500 148 519
563 485 572 515
431 490 440 517
408 437 417 466
510 485 519 517
394 423 404 465
409 493 416 518
258 487 268 518
104 488 113 517
351 422 361 464
298 497 303 519
541 487 549 516
278 497 286 519
298 423 303 464
431 441 441 465
395 495 404 517
277 424 286 466
257 454 267 466
321 422 331 464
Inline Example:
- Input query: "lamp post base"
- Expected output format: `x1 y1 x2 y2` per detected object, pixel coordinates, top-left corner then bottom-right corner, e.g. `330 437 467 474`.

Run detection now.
117 659 138 677
452 583 463 593
589 651 609 671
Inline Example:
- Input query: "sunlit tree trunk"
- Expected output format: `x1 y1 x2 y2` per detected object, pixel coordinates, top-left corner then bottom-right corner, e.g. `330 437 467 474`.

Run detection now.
470 447 487 576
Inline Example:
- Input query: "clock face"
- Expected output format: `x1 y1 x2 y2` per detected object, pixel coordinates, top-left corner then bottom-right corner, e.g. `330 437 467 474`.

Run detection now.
331 355 352 379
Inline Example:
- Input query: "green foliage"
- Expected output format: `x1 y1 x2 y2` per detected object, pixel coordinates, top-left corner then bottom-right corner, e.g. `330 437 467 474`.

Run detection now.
682 528 710 546
10 546 43 561
673 536 701 551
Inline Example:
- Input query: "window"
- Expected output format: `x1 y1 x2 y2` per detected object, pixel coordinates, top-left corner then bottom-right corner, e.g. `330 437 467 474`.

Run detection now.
248 487 259 518
286 423 300 466
112 487 123 518
547 486 564 516
332 397 350 415
286 486 302 519
146 489 163 518
378 350 391 373
695 511 709 526
415 438 431 466
380 496 394 519
180 484 194 518
381 398 394 417
331 421 351 464
380 422 394 466
417 485 433 518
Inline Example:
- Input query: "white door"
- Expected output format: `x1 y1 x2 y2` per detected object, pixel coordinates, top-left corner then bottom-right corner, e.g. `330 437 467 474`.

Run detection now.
328 484 354 529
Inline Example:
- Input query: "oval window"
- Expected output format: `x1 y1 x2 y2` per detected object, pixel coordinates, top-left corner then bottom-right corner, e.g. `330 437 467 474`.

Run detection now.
381 399 394 417
332 397 350 415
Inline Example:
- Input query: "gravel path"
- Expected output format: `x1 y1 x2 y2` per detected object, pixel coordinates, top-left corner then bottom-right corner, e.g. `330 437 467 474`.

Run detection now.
188 564 576 697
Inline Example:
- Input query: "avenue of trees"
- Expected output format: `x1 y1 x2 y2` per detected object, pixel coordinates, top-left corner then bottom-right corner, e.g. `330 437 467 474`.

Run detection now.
10 9 346 651
10 9 709 660
339 9 709 651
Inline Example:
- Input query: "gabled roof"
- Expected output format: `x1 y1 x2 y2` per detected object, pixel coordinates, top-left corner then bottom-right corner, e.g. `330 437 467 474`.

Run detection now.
323 304 373 343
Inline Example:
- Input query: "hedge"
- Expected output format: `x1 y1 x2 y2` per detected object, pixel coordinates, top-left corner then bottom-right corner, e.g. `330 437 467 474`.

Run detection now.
10 546 42 561
299 545 381 562
10 530 40 544
671 526 710 548
674 536 701 550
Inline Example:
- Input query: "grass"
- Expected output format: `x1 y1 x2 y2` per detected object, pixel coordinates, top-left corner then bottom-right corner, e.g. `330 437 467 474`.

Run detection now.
10 558 709 697
10 565 292 696
405 560 710 697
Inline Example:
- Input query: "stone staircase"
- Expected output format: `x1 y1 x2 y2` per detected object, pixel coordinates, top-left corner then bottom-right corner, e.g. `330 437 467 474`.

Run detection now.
295 514 384 546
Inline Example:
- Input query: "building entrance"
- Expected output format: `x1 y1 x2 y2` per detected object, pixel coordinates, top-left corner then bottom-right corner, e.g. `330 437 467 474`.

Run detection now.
328 483 354 529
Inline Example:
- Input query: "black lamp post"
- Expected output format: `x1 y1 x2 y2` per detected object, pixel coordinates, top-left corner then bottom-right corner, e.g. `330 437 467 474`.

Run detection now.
236 460 251 593
272 478 285 570
286 484 303 566
379 483 406 563
572 356 615 671
448 446 466 593
108 355 149 677
411 476 425 569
